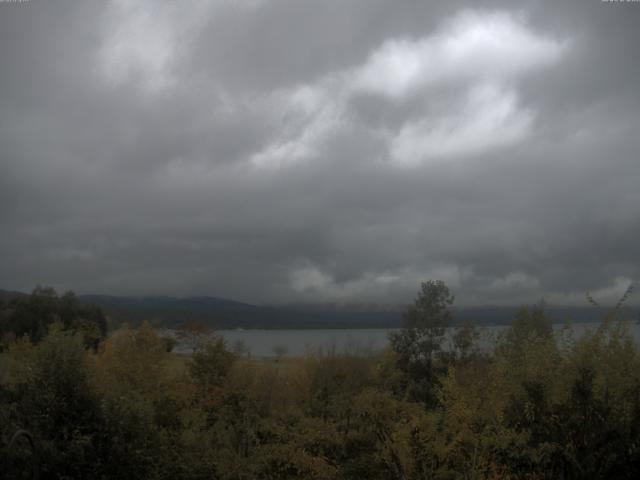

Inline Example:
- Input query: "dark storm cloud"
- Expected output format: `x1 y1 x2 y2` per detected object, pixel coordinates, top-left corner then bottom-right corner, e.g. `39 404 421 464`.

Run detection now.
1 0 639 306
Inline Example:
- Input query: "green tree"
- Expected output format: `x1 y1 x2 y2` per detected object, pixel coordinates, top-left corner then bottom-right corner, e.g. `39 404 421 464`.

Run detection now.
8 324 103 478
190 336 236 392
451 321 481 363
0 286 107 348
506 304 552 346
389 280 454 406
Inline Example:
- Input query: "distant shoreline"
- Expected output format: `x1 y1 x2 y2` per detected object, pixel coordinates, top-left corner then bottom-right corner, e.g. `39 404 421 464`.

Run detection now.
3 289 638 330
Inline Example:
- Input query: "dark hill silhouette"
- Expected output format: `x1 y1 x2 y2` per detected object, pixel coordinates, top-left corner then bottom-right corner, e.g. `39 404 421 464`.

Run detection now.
2 289 637 329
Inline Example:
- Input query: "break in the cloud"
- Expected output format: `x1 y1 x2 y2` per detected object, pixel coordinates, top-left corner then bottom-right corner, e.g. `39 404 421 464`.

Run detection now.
1 0 639 306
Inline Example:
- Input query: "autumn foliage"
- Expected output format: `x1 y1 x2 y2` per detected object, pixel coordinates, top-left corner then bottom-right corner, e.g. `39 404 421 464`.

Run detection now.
1 285 640 479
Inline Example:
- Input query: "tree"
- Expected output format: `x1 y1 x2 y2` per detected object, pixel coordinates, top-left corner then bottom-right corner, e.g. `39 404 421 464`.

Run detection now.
175 320 214 352
0 287 107 348
389 280 454 405
91 321 192 479
272 345 288 362
451 321 481 363
497 303 553 358
190 336 236 392
9 323 103 478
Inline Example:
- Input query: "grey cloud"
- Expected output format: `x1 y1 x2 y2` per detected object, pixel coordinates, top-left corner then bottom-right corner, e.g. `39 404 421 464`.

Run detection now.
1 0 639 306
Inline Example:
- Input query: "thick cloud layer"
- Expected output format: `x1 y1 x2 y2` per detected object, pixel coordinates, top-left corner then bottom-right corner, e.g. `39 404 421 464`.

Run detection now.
1 0 639 306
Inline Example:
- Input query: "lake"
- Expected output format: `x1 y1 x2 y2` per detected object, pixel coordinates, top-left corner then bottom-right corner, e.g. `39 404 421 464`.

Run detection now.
169 321 640 357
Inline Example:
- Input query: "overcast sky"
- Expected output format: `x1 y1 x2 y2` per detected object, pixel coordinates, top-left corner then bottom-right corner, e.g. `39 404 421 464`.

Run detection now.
1 0 639 306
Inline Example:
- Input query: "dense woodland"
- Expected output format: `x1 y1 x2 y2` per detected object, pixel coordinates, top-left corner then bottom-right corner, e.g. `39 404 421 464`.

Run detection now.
2 282 640 479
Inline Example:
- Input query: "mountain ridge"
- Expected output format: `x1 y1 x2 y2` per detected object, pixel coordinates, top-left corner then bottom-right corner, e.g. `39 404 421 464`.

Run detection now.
2 289 638 329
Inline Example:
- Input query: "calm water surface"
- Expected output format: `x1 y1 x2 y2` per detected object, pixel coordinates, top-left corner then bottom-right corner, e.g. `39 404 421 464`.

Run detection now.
171 321 640 357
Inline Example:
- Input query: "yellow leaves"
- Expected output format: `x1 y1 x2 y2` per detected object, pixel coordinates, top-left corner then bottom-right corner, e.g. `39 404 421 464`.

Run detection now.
252 443 338 480
562 319 640 417
5 307 640 479
91 321 174 399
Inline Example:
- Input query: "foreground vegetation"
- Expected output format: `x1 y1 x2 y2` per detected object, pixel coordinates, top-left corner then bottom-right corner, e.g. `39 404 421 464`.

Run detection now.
2 284 640 479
